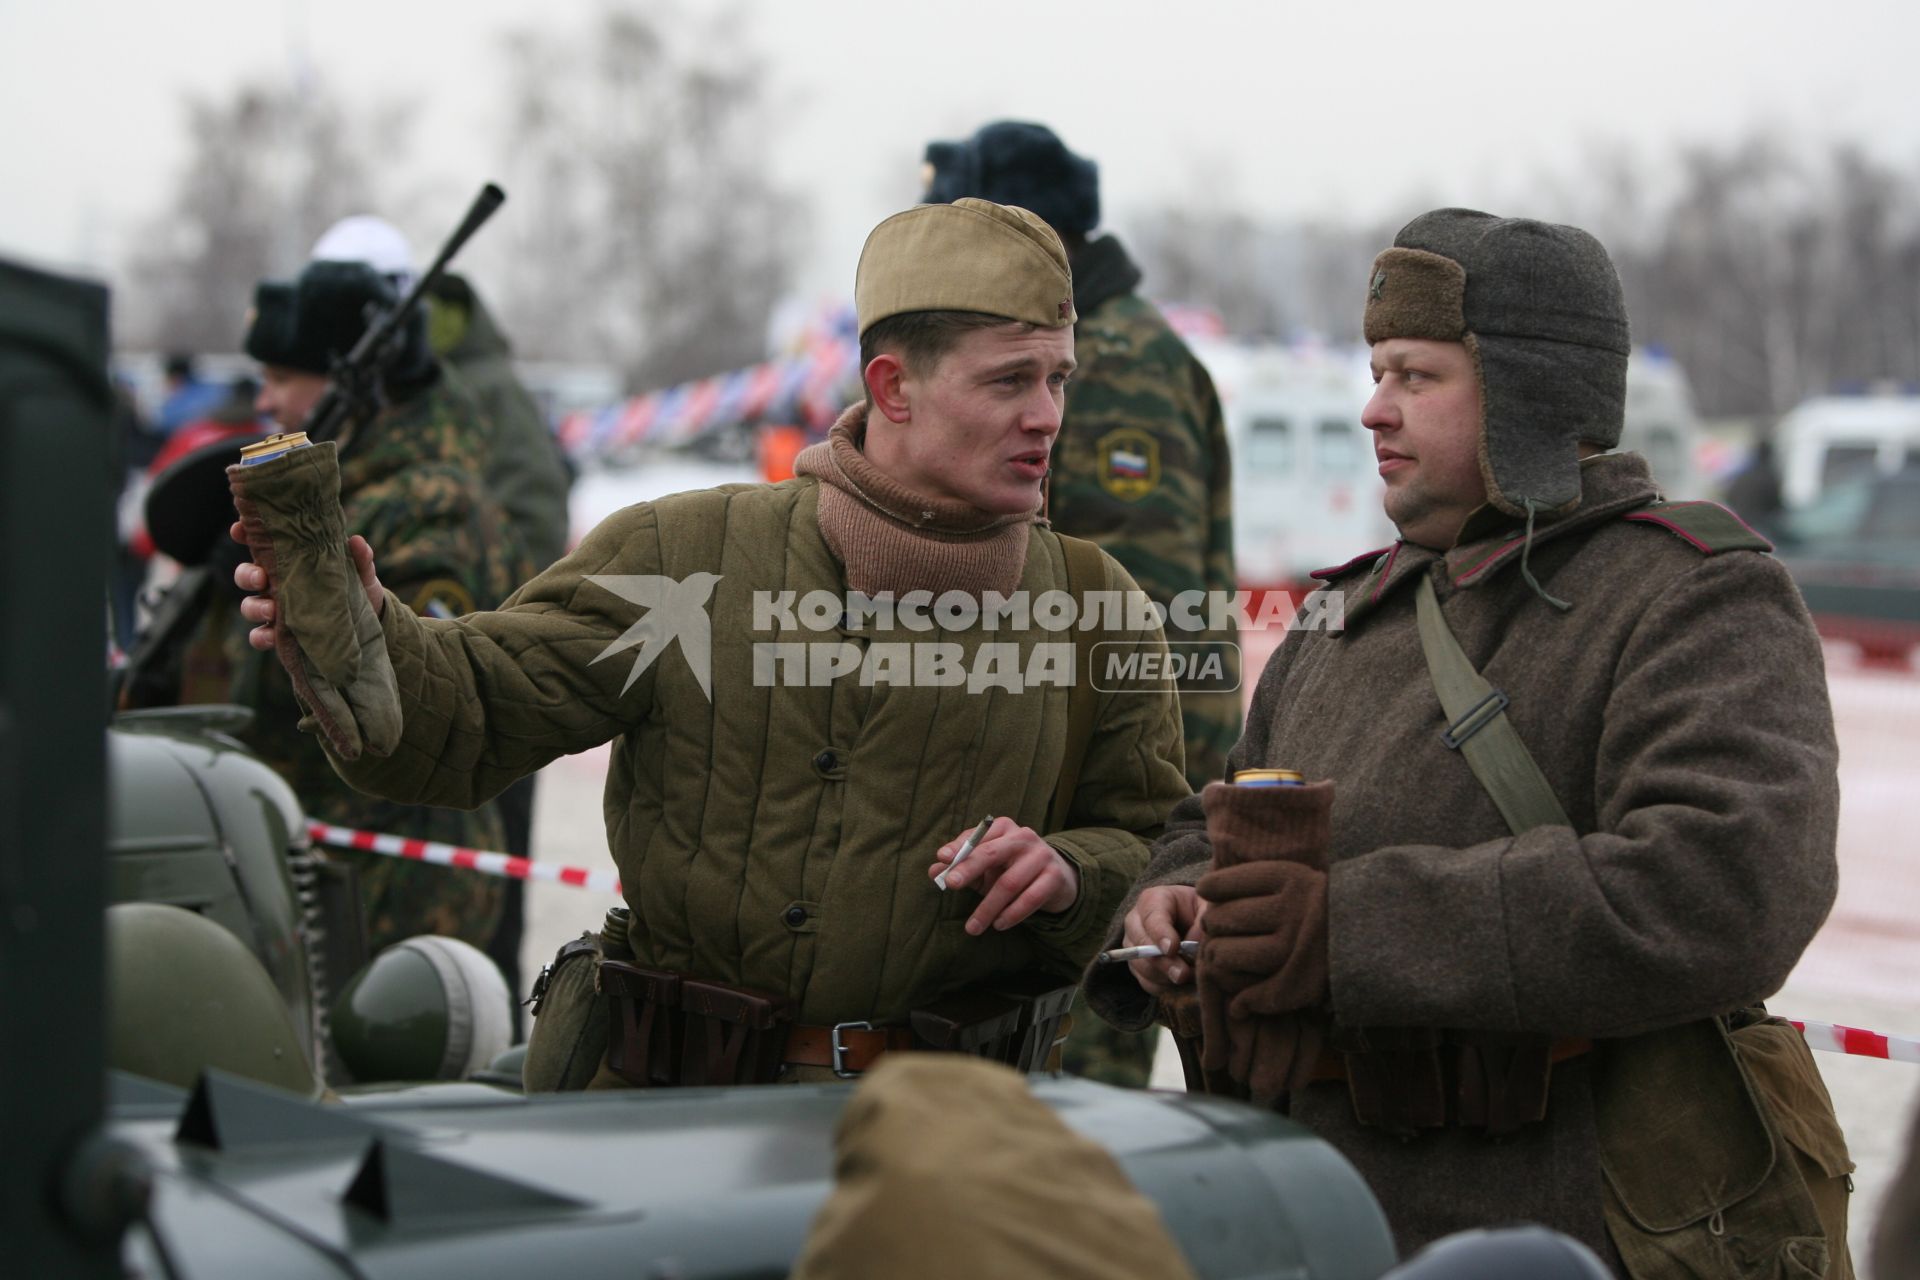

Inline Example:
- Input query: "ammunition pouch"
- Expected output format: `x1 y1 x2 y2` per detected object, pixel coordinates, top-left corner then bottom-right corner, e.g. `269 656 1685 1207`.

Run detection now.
1334 1025 1452 1134
678 977 795 1086
912 972 1078 1073
599 961 682 1086
598 963 796 1088
1332 1026 1579 1137
1450 1029 1553 1135
910 988 1027 1056
1165 1013 1577 1136
994 972 1079 1073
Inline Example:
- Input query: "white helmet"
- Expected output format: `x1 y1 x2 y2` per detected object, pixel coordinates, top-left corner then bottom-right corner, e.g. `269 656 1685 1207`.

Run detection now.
311 215 417 294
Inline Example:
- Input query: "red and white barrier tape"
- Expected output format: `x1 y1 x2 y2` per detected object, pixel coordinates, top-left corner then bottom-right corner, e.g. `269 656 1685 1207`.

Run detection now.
304 822 1920 1065
1792 1020 1920 1064
306 822 622 895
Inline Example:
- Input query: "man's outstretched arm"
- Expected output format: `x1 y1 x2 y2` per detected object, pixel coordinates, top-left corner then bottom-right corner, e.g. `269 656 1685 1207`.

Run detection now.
234 501 674 810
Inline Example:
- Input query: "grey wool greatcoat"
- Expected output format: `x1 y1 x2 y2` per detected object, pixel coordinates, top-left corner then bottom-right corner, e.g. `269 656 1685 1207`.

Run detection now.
1086 452 1841 1262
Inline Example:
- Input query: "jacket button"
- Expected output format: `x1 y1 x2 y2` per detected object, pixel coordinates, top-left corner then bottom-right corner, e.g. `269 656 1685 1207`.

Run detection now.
813 749 839 773
783 904 808 928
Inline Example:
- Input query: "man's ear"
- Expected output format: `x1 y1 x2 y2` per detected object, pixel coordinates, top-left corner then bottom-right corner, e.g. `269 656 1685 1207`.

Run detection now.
864 353 912 424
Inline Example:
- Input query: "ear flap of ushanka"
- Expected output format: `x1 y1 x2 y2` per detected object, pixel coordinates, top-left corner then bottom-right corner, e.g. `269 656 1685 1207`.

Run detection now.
1470 331 1626 517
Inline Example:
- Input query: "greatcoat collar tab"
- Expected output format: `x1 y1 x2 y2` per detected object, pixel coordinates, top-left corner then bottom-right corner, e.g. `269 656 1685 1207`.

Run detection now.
1331 452 1662 632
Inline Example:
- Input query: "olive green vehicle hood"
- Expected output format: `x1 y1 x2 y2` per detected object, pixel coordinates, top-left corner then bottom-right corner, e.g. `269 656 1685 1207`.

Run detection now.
113 1071 1394 1280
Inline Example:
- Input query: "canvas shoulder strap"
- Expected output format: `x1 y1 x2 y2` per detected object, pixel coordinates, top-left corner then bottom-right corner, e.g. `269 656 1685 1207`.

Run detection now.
1413 574 1571 834
1047 534 1112 833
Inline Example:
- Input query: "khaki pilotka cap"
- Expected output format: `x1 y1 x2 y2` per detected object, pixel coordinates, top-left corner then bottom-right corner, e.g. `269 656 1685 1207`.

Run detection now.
855 198 1077 336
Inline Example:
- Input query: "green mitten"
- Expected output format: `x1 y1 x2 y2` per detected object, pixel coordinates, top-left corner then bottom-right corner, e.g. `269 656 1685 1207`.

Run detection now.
227 442 401 761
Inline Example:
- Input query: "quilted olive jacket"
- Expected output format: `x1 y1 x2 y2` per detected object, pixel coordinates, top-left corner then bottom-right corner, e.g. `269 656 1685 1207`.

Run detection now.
329 477 1189 1025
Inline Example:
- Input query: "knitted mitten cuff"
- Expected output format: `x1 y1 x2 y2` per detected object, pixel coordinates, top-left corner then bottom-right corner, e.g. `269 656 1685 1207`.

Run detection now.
228 441 401 761
1201 779 1333 869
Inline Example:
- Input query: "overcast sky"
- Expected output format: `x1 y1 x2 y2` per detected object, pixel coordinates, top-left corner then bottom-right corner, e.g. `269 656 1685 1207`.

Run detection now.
4 0 1917 302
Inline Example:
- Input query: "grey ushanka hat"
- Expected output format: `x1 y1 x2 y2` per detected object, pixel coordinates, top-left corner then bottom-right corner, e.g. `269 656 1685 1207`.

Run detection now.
1364 209 1629 518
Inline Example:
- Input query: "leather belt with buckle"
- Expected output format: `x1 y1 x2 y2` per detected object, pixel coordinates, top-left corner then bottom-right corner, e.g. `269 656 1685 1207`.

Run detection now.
785 1021 919 1077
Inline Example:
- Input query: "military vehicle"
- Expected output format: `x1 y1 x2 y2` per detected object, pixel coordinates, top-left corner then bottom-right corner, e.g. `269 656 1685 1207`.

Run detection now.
5 255 1611 1280
1777 387 1920 509
104 702 519 1091
1777 466 1920 664
107 707 330 1066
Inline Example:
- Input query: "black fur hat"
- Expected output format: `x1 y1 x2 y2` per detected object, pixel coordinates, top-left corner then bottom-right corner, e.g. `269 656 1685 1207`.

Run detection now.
922 121 1099 237
243 259 433 386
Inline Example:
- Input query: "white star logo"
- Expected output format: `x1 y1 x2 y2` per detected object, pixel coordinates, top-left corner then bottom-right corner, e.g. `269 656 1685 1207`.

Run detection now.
584 573 723 700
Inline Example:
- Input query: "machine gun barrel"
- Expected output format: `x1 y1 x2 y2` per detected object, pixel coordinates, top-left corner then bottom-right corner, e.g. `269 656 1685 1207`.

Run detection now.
300 182 507 444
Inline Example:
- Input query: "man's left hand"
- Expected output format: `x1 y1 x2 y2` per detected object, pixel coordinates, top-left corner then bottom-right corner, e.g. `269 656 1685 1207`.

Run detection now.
928 817 1079 935
1196 859 1330 1017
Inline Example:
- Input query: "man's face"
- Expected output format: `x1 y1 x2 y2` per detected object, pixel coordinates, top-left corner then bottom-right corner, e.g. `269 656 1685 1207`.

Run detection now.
887 323 1075 514
1363 338 1488 549
255 366 328 432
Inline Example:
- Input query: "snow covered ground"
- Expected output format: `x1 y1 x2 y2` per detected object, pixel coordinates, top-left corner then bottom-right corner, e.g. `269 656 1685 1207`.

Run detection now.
567 458 758 547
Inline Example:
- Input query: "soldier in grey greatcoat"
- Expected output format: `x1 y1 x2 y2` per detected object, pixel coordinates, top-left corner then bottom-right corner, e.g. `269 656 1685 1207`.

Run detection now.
1087 209 1851 1276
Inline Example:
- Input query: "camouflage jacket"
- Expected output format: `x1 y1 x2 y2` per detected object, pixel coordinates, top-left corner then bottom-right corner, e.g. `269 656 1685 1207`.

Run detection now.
436 276 574 571
1054 235 1240 788
230 367 534 953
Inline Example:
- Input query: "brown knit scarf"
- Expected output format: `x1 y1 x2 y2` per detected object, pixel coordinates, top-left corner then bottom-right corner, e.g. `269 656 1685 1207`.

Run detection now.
794 404 1037 599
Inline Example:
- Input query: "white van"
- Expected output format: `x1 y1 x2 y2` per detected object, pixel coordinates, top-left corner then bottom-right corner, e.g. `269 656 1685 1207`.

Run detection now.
1776 391 1920 509
1621 349 1701 503
1190 340 1703 587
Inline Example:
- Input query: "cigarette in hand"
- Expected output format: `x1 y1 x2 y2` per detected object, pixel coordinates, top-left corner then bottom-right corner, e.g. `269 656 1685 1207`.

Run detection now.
934 816 996 891
1095 940 1200 964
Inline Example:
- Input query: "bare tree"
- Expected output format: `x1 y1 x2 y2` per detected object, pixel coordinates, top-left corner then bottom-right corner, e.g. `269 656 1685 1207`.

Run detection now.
1129 132 1920 422
1599 136 1920 419
120 76 400 352
1126 205 1402 344
492 2 802 390
1131 206 1290 338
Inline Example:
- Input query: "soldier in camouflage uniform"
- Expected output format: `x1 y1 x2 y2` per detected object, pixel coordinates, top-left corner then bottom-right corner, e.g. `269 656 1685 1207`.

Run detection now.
924 122 1240 1085
234 260 533 956
424 270 574 1033
310 220 574 572
425 272 572 573
923 122 1239 792
312 218 572 1026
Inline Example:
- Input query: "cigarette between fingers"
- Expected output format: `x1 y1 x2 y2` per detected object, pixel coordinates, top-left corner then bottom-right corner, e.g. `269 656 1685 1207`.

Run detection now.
934 816 995 891
1096 940 1201 964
